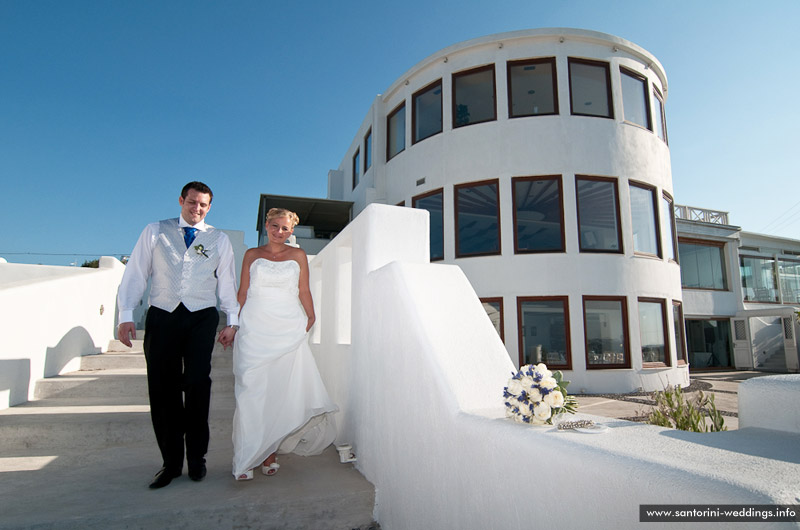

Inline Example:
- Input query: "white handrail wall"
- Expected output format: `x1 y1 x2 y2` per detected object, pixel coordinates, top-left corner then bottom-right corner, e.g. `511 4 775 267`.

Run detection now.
0 257 125 409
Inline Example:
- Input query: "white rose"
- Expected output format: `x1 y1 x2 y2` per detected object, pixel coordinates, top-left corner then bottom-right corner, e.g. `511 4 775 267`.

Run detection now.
530 416 547 426
544 389 565 408
534 363 552 378
540 377 558 390
527 387 543 403
520 375 535 390
533 402 552 422
507 379 524 396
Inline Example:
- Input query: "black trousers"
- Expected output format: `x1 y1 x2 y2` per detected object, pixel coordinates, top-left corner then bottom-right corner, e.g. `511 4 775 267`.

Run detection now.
143 303 219 471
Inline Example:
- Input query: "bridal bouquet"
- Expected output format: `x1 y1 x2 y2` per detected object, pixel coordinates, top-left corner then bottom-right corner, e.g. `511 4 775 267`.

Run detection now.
503 363 577 425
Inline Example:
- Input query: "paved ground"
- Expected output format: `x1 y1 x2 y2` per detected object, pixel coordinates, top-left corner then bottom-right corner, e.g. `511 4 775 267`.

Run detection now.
574 370 775 430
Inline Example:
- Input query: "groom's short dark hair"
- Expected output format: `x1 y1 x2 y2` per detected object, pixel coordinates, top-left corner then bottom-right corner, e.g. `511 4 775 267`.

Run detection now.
182 181 214 202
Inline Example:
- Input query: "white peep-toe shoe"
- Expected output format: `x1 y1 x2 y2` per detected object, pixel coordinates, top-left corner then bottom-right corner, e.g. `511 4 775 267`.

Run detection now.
262 462 280 476
236 469 254 481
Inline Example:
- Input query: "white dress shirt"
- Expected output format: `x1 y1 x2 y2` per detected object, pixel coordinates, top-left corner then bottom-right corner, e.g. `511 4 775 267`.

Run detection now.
117 216 240 326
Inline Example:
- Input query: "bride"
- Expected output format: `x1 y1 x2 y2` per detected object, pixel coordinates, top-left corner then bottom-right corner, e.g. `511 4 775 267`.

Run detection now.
231 208 338 480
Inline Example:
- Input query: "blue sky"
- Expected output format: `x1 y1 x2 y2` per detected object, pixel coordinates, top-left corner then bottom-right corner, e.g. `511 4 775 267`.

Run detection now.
2 0 798 266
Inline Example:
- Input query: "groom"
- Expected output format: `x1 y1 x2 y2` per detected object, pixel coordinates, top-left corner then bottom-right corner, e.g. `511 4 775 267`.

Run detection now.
117 181 240 489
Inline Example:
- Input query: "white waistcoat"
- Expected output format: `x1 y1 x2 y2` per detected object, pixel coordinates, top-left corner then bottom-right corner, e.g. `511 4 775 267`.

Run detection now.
150 218 224 313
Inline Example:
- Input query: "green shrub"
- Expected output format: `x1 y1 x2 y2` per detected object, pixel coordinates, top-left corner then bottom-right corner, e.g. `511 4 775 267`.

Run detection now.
648 385 726 432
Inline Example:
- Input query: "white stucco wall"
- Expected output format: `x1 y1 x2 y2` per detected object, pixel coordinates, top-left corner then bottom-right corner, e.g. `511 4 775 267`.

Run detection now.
310 204 800 530
0 257 125 409
739 374 800 434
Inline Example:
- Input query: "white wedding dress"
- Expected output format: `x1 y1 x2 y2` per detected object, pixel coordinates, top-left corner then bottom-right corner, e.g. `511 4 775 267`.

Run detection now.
231 258 338 477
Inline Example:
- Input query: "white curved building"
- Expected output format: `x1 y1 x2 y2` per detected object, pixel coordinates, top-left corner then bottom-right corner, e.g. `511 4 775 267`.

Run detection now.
328 28 684 393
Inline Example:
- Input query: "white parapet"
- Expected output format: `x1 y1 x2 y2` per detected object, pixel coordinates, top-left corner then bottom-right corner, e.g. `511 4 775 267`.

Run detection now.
0 258 125 409
739 374 800 434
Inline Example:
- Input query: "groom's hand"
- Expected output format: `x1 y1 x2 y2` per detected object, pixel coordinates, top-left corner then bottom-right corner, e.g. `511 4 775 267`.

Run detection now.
118 322 136 348
217 326 237 350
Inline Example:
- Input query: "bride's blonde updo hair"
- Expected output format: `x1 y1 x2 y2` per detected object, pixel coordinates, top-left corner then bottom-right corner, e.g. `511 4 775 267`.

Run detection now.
266 208 300 228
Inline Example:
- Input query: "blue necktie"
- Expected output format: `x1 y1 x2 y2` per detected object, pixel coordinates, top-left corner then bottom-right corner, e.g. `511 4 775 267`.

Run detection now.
183 227 198 248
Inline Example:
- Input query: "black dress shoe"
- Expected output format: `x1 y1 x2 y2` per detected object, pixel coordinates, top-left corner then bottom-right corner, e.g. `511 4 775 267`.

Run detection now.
149 467 181 489
188 463 207 482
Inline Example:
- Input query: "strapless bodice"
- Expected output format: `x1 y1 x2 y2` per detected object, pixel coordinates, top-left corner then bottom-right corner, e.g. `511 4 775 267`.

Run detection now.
248 258 299 296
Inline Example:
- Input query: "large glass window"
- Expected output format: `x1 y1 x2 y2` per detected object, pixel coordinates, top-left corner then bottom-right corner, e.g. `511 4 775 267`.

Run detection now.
584 297 629 368
413 80 442 144
386 103 406 161
454 179 500 257
679 239 728 290
672 301 687 364
638 298 669 366
512 176 564 253
507 58 558 118
620 67 651 130
779 259 800 304
352 149 360 190
569 58 613 118
364 128 372 172
576 176 622 253
629 182 660 256
661 193 677 261
481 297 504 341
453 65 496 128
653 87 668 144
686 319 732 368
413 189 444 261
518 297 571 370
741 256 778 303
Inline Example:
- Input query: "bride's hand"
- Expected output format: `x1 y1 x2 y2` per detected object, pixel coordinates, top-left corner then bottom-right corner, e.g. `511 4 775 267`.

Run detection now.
306 316 316 332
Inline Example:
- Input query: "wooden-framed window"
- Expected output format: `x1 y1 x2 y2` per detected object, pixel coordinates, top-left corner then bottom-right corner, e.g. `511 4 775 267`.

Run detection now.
352 148 360 190
454 179 501 257
386 102 406 161
452 64 497 128
672 301 687 365
629 181 661 257
620 66 651 130
364 128 372 173
481 297 505 342
412 188 444 261
413 79 443 144
638 297 670 367
507 57 558 118
653 86 668 144
512 175 565 253
583 296 630 369
661 192 678 262
517 296 571 370
576 175 623 253
568 58 613 119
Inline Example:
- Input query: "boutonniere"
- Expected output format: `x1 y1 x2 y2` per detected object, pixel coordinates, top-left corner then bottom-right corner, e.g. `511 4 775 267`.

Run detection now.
194 244 209 258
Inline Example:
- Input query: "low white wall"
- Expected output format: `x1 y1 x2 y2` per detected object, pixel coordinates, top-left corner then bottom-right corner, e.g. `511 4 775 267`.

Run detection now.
0 257 125 409
310 204 800 530
739 374 800 434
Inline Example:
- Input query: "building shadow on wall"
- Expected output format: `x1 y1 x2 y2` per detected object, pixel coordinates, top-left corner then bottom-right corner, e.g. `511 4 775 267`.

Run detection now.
0 359 31 407
44 326 101 378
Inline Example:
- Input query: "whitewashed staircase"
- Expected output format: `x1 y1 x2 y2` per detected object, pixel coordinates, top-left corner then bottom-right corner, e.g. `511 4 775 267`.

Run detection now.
0 334 376 530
